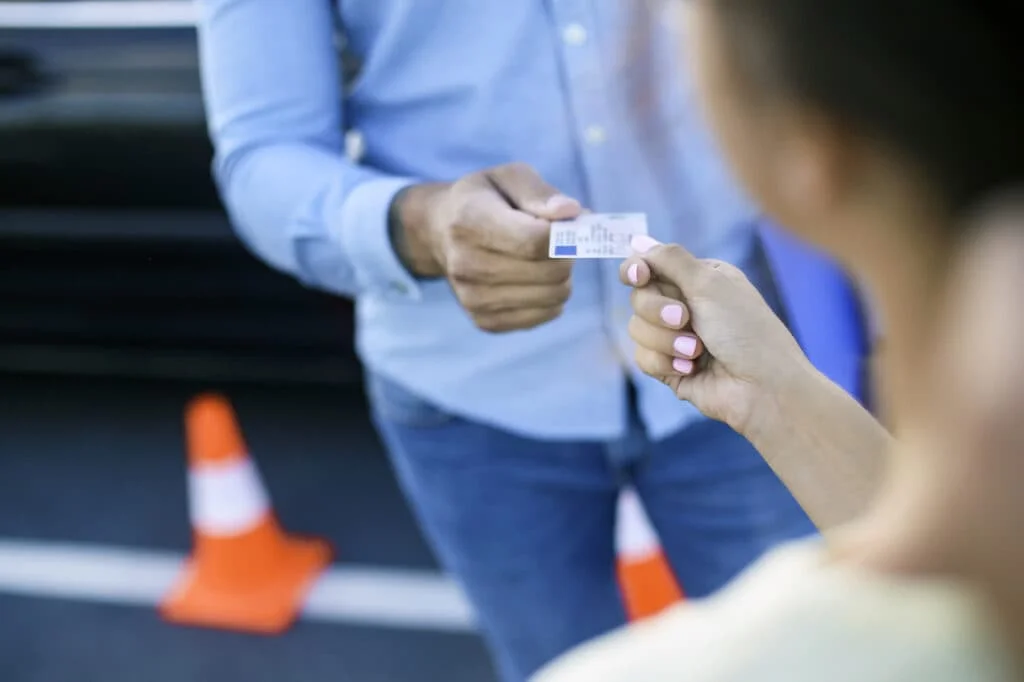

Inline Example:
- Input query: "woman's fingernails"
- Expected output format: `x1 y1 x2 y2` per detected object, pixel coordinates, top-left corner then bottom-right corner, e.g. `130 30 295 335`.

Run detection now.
661 304 684 326
674 335 697 356
631 235 661 253
627 263 639 285
673 358 694 375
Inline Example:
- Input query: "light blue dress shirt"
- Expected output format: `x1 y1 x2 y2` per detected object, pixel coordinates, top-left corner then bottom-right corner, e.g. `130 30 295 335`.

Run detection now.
197 0 760 441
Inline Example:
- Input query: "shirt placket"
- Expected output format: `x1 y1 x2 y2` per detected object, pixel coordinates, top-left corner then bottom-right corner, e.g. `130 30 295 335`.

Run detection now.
548 0 636 372
547 0 614 205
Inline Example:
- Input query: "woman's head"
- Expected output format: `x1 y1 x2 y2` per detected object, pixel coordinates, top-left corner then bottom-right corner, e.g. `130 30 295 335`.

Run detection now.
678 0 1024 263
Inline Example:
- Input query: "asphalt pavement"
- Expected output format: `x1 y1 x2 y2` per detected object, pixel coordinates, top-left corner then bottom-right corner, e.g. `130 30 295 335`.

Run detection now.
0 374 496 682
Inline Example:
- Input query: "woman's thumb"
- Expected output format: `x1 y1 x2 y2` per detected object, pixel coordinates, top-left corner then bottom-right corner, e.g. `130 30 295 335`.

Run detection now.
630 235 704 291
669 375 696 405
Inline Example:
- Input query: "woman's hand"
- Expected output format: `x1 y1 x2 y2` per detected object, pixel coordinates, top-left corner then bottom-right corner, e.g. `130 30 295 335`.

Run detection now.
621 235 813 435
622 235 891 528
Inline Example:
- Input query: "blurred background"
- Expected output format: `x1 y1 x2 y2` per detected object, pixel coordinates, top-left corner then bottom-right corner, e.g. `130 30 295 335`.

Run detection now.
0 2 494 680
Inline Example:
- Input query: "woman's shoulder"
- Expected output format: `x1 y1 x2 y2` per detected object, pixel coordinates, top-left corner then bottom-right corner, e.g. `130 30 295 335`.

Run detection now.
533 540 1015 682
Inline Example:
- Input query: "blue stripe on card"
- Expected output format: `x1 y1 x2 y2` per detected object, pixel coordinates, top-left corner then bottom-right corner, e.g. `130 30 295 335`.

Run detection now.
554 245 577 256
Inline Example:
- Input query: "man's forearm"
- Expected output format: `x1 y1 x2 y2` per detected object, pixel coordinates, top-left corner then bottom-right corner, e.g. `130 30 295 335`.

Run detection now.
746 366 894 531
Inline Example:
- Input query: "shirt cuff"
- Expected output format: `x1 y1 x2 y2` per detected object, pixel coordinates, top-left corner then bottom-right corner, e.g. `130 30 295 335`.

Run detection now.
334 175 422 301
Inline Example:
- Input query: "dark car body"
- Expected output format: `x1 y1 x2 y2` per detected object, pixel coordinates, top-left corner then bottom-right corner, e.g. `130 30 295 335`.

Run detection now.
0 1 360 384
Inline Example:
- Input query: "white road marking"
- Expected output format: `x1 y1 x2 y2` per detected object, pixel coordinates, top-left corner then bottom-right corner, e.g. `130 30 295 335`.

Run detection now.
0 539 477 633
0 1 197 29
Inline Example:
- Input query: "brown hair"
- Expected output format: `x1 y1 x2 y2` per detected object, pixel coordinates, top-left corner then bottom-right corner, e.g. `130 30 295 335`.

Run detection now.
710 0 1024 218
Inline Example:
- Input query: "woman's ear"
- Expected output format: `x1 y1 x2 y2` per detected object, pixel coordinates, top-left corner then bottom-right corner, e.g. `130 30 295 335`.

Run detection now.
774 112 850 218
777 143 827 209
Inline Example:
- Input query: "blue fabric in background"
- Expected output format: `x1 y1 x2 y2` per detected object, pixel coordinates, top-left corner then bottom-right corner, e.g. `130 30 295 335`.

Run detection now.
759 223 870 405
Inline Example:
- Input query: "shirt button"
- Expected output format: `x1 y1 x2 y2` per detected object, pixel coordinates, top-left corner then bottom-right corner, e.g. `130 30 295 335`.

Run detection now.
562 23 588 46
584 125 607 146
345 129 366 162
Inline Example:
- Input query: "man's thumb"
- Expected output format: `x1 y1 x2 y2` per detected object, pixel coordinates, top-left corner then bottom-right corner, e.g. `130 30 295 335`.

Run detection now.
486 164 582 220
630 235 703 290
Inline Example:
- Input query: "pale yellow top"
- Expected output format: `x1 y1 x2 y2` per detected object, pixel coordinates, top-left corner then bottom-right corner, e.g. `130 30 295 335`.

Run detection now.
534 541 1017 682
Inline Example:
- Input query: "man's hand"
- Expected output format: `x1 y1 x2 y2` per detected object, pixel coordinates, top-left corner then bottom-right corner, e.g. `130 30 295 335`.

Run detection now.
391 163 582 333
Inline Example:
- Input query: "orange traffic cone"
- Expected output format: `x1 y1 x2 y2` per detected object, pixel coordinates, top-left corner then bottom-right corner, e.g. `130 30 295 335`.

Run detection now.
615 486 683 621
160 393 332 634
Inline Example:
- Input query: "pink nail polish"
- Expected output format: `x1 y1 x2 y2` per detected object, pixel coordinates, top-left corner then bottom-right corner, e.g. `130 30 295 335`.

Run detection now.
661 305 683 327
627 263 639 285
673 358 694 375
630 235 660 253
674 335 697 356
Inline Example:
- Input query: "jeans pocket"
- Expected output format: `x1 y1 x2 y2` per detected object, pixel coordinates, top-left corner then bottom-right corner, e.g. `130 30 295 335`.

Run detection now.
364 372 455 429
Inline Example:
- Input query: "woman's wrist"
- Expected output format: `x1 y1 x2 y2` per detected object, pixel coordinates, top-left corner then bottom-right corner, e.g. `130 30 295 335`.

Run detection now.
735 356 821 448
738 355 892 529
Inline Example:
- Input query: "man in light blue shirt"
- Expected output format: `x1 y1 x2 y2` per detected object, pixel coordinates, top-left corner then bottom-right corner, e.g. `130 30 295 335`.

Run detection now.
197 2 816 680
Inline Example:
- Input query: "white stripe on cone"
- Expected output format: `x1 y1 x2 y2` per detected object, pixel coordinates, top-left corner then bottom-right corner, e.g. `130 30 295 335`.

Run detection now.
187 456 269 537
615 486 661 559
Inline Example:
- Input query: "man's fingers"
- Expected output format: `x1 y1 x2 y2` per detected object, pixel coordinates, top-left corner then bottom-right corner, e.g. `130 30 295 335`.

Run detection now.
456 190 553 259
451 164 581 260
628 316 704 360
630 286 691 330
473 305 565 334
448 247 572 285
455 281 573 315
619 257 652 287
486 163 582 220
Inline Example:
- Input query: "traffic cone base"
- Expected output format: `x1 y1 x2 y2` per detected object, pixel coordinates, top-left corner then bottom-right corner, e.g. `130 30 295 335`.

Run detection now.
617 553 684 621
161 531 331 635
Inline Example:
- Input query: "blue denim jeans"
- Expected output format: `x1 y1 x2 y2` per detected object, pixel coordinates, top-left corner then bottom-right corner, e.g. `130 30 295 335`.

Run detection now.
367 375 814 682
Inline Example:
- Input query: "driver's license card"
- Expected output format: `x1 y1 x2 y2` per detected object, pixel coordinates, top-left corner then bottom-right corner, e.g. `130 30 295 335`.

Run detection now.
548 213 649 259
